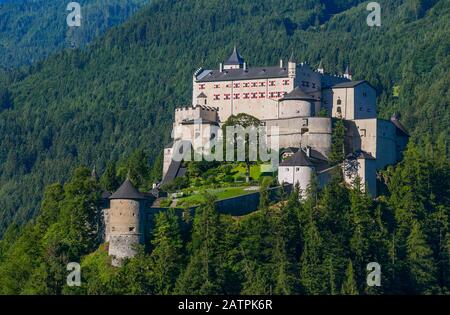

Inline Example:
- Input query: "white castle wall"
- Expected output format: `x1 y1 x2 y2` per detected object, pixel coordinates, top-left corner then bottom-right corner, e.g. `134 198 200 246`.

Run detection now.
278 99 314 118
328 82 376 120
278 165 314 198
174 105 218 125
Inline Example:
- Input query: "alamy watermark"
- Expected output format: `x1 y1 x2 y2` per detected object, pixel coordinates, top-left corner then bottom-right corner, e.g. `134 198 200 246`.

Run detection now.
66 262 81 287
366 262 381 287
170 120 279 171
67 2 82 27
366 2 381 27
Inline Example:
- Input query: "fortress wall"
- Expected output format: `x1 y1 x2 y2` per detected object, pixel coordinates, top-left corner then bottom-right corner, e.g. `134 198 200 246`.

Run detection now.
109 234 141 266
107 199 144 263
264 117 304 148
108 199 143 235
331 87 355 119
279 99 314 118
354 83 377 119
344 158 377 197
194 77 294 122
278 165 313 198
264 117 332 153
163 147 173 178
303 117 332 156
174 106 218 125
352 119 377 157
375 120 397 169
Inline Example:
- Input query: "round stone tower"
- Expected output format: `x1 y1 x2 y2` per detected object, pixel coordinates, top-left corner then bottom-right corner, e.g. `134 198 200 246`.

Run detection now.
279 87 315 118
107 178 146 266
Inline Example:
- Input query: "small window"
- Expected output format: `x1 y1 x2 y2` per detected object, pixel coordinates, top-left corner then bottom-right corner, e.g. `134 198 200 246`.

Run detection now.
363 92 367 97
361 129 366 137
337 99 342 105
296 167 300 171
337 106 341 113
129 227 135 232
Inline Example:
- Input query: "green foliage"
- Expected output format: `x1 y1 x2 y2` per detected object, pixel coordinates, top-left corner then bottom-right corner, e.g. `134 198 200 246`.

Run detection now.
0 0 448 295
0 0 448 236
0 0 150 67
329 119 346 165
0 138 447 294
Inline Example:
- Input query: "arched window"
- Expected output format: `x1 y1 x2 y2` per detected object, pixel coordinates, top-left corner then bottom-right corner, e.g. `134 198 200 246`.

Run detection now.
337 106 341 113
337 98 342 105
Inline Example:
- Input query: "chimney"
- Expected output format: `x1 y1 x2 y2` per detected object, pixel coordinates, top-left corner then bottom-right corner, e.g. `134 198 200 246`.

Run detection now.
152 183 157 189
219 63 223 72
306 146 311 157
243 62 247 71
280 59 283 68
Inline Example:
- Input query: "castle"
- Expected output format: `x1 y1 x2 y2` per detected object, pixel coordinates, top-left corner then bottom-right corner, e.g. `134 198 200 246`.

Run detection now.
162 47 409 195
103 47 409 265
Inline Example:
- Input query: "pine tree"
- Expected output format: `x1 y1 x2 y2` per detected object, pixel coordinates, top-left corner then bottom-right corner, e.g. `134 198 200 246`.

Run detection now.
299 215 324 294
100 161 119 192
348 176 372 285
175 193 224 294
341 259 358 295
329 119 346 165
406 221 438 294
150 209 184 294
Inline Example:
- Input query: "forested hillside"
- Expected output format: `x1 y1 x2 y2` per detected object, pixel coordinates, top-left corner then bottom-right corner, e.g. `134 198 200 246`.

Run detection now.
0 0 449 235
0 0 150 67
0 141 447 294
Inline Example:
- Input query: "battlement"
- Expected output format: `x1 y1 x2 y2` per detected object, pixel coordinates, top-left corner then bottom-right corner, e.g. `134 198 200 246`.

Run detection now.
175 105 218 112
174 105 219 125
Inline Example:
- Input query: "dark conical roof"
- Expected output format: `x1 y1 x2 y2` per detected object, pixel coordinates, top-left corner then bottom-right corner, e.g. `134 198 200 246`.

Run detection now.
280 149 314 167
197 92 207 98
109 179 146 200
224 46 244 65
280 87 315 101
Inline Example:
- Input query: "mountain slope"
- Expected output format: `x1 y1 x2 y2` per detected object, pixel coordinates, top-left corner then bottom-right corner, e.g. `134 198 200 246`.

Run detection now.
0 0 448 234
0 0 150 67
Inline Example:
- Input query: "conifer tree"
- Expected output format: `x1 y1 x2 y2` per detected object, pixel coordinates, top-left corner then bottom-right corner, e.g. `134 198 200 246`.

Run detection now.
100 161 119 192
341 259 358 295
150 209 184 294
329 119 346 165
406 221 438 294
175 193 224 294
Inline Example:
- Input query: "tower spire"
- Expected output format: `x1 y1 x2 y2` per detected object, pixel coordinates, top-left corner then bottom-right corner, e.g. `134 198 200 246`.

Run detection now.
289 50 295 63
91 165 98 181
318 59 324 74
344 64 353 80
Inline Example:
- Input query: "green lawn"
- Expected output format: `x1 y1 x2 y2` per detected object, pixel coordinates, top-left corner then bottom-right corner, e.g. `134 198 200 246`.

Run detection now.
175 186 259 207
231 164 271 180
